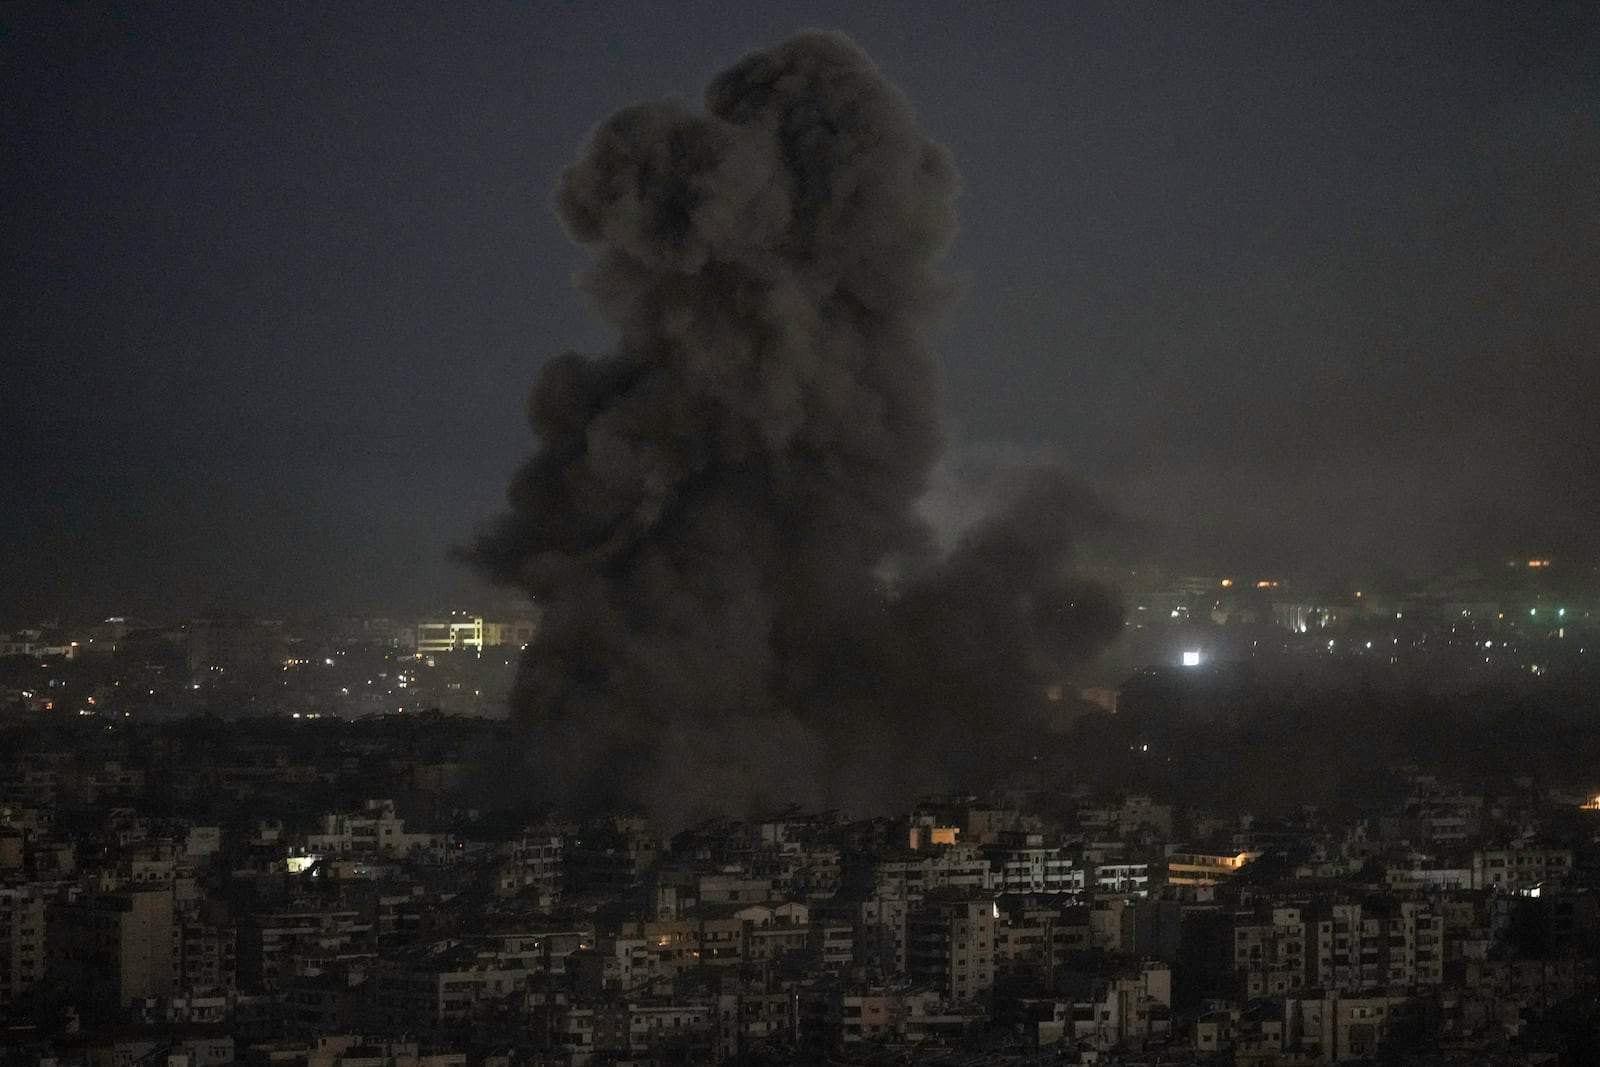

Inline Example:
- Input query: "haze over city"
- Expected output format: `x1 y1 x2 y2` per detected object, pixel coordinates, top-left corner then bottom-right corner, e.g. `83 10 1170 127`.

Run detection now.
5 7 1600 1065
6 2 1597 622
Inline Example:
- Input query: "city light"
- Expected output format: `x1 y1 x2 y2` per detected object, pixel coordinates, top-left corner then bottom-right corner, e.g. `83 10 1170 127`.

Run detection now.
0 12 1594 1056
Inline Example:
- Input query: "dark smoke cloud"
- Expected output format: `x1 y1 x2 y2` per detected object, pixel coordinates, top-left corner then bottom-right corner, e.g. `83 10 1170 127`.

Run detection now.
472 32 1121 828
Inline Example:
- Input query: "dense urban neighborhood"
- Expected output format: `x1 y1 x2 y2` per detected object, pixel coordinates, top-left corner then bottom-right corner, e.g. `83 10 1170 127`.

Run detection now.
3 571 1599 1065
11 4 1599 1065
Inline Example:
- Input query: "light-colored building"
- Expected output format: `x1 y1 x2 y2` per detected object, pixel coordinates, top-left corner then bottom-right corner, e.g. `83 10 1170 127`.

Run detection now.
47 886 175 1016
1094 861 1152 896
1166 848 1258 887
302 799 443 859
985 843 1085 895
1233 906 1309 998
907 898 998 1005
1069 960 1173 1051
1473 846 1573 890
414 615 536 654
834 892 908 976
868 844 995 903
1309 899 1443 992
495 833 563 904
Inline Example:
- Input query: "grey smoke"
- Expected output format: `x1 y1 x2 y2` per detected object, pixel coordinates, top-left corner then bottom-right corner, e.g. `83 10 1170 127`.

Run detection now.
472 32 1122 828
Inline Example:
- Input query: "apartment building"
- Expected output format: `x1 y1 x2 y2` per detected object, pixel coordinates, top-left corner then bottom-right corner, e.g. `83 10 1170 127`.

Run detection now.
907 898 999 1006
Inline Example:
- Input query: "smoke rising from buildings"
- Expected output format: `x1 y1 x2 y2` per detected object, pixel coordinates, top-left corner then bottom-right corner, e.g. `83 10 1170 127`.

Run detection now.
472 32 1122 827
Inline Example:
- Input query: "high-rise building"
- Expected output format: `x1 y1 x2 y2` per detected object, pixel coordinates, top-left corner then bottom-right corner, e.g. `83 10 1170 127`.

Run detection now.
907 898 998 1005
47 887 175 1017
0 885 47 1008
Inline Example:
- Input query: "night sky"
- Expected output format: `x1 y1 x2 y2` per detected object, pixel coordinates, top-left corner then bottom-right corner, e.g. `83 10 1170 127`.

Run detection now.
5 3 1597 622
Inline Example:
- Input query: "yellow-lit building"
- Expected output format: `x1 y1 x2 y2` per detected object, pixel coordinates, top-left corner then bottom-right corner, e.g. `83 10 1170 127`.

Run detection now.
1165 849 1258 886
415 615 537 654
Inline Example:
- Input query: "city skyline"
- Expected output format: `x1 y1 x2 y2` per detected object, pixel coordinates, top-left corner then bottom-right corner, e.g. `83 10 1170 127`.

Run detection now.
6 10 1600 1055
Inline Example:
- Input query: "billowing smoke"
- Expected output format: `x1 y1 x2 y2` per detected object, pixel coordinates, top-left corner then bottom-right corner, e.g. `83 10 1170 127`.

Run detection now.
472 32 1122 827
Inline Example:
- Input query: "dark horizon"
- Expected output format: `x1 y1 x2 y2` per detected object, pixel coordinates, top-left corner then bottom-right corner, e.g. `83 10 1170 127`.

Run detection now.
5 3 1598 622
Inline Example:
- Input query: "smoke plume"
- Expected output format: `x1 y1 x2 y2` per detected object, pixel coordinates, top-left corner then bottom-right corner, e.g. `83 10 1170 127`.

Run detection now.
472 32 1122 827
